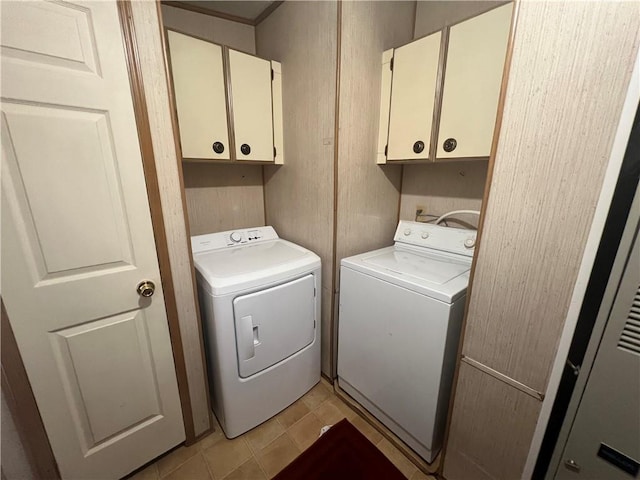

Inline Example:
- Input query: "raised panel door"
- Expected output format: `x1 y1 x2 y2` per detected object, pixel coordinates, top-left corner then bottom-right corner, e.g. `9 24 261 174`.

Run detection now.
1 2 184 478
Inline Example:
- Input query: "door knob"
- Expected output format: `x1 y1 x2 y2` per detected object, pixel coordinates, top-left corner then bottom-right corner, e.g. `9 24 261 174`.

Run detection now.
240 143 251 155
413 140 425 154
137 280 155 298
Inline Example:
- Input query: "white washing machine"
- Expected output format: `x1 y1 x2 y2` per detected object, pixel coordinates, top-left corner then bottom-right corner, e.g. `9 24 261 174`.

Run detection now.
192 226 321 438
337 220 476 462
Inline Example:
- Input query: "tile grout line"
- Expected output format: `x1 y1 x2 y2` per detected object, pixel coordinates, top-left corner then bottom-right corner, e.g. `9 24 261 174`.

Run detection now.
243 419 274 480
201 449 216 480
155 387 420 480
157 446 200 479
252 454 270 480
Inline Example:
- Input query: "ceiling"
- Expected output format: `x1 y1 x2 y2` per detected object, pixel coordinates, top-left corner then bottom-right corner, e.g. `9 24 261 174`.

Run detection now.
176 1 278 23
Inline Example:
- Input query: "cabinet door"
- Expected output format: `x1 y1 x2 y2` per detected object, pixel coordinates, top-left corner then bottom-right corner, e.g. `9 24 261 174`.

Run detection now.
167 30 230 160
436 4 513 160
387 31 442 161
228 49 274 162
271 61 285 165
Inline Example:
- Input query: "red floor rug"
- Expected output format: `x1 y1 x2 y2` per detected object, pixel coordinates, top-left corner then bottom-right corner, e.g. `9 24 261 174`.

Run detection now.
273 419 407 479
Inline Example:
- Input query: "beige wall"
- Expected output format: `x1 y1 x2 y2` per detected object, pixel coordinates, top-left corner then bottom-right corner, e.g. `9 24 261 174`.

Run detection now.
444 1 640 478
182 164 265 235
399 1 504 228
414 0 505 37
334 1 415 374
131 2 211 437
256 1 338 375
399 160 488 228
161 5 255 52
162 5 265 234
336 1 414 264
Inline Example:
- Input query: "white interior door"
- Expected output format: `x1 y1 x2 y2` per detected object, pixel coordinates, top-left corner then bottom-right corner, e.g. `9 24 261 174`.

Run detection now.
228 48 274 162
1 2 185 478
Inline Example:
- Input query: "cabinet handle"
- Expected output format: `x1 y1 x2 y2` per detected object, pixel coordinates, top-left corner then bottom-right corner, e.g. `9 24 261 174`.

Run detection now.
212 142 225 154
443 138 457 152
413 141 425 154
240 144 251 155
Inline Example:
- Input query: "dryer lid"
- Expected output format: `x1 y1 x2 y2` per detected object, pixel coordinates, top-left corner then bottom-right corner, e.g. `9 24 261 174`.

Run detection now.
193 239 320 294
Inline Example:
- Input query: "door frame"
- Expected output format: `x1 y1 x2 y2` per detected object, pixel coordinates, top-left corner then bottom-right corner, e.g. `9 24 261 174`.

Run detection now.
0 0 199 475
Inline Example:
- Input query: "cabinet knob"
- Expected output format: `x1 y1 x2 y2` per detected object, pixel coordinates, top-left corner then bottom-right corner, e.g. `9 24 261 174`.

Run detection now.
413 141 425 154
240 144 251 155
212 142 225 154
443 138 457 152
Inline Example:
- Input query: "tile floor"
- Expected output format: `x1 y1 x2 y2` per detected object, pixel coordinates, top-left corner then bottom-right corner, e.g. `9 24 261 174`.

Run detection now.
129 381 435 480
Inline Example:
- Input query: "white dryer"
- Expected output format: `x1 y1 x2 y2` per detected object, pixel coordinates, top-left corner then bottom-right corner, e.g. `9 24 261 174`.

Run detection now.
337 220 476 462
192 226 321 438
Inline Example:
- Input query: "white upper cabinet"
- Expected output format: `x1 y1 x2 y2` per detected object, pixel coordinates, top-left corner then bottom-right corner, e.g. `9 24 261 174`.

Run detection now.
437 3 513 159
228 49 275 162
386 31 442 161
167 30 230 160
166 33 283 163
378 3 513 163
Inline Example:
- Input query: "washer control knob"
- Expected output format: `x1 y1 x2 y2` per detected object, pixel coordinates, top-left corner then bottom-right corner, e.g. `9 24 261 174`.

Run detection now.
464 237 476 249
421 232 430 239
230 231 242 243
403 228 412 236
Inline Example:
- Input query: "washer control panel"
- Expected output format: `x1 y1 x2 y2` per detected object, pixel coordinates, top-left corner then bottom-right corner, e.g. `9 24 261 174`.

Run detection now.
191 226 279 253
394 220 476 257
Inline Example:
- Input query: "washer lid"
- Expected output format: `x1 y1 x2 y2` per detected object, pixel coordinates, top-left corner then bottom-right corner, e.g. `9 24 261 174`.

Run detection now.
194 239 320 295
362 248 470 285
341 245 471 303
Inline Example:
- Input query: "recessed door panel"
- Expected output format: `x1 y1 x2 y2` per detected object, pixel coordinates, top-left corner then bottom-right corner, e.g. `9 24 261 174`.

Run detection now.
1 1 100 74
50 311 161 448
234 274 316 378
2 102 132 276
228 48 274 162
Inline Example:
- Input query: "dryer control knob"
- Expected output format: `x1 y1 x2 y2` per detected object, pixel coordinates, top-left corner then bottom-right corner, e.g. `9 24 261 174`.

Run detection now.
421 232 430 239
230 231 242 243
464 237 476 248
403 228 412 236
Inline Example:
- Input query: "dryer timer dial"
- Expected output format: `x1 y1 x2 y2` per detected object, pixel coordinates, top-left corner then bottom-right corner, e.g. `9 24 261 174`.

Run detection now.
230 231 243 243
